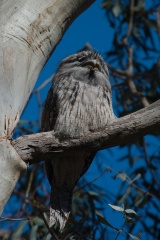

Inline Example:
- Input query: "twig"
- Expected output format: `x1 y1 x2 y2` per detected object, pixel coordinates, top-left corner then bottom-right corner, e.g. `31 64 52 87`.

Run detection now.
74 167 111 193
108 64 126 76
123 0 135 45
0 216 31 222
105 165 160 200
114 218 126 240
143 140 160 187
127 46 149 107
112 82 126 88
33 74 54 93
156 9 160 38
21 166 35 212
122 0 150 107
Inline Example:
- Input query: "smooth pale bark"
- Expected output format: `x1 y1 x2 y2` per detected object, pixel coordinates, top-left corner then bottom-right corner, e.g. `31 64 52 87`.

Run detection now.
0 0 94 214
0 140 26 210
12 99 160 163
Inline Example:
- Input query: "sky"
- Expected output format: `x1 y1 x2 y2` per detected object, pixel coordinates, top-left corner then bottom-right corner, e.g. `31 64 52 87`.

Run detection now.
10 0 159 239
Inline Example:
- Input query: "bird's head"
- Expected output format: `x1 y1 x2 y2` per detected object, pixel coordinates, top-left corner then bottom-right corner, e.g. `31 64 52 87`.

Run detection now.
55 51 111 91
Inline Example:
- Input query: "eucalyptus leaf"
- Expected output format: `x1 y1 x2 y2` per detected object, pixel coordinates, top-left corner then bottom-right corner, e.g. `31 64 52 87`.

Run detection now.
115 172 128 181
125 209 137 215
131 173 141 183
112 3 121 17
123 230 140 240
96 214 119 231
11 221 28 240
108 204 124 212
29 225 38 240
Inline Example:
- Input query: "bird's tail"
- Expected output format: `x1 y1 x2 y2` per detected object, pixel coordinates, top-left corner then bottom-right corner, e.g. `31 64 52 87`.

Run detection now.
49 187 72 231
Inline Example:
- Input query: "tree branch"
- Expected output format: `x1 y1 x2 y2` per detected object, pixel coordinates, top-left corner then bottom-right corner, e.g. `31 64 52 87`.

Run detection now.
12 100 160 163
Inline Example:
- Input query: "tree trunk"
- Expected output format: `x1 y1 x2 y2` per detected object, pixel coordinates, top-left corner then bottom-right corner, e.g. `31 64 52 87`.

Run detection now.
0 140 26 214
0 0 94 214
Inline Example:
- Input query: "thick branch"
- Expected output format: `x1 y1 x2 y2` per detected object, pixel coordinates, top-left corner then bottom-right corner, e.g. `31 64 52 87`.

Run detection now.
12 100 160 163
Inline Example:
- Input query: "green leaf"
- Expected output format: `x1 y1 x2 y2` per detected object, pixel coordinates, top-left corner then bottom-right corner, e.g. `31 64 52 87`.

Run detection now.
133 27 141 37
126 216 135 223
88 191 100 196
46 234 53 240
112 3 121 17
115 172 129 182
118 186 132 203
96 214 119 231
147 19 157 31
125 209 138 215
131 173 141 183
11 221 28 240
33 217 44 227
101 1 113 10
123 230 140 240
135 197 148 208
108 204 124 212
30 225 38 240
134 1 144 12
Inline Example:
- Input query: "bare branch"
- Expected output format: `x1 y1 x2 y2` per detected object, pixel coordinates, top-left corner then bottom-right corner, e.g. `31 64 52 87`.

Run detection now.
108 64 126 76
123 0 134 45
143 140 160 188
156 8 160 38
0 216 30 222
32 74 54 94
127 46 149 107
12 100 160 163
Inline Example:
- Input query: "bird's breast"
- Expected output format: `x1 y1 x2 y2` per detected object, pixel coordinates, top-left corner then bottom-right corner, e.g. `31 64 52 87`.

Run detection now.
53 78 113 139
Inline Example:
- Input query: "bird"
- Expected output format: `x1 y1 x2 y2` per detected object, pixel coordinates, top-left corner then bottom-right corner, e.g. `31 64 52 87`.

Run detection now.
41 50 115 231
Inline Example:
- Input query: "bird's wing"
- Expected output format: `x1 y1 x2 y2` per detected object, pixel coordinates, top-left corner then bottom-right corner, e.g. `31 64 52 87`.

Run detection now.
41 83 59 185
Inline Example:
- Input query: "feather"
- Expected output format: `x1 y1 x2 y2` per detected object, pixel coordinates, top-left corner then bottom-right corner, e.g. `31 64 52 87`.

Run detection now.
41 51 115 231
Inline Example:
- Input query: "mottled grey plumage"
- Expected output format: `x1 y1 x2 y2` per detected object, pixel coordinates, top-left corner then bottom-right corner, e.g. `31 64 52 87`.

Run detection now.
41 51 115 231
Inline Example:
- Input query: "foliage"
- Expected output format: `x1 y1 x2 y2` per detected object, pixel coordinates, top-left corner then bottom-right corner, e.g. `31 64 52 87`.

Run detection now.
101 0 160 239
0 0 160 239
